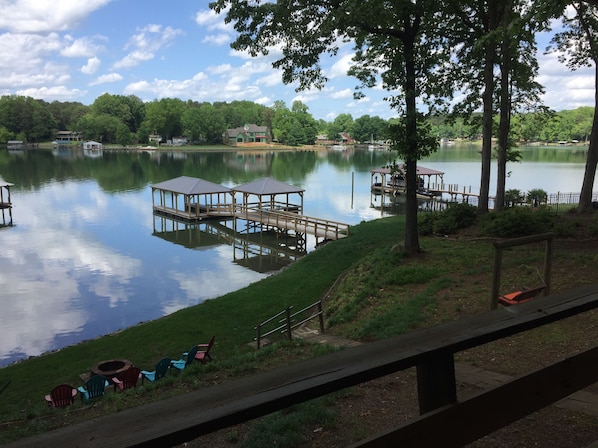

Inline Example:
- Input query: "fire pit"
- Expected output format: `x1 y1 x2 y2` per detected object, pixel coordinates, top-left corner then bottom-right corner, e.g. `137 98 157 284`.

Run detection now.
90 359 133 378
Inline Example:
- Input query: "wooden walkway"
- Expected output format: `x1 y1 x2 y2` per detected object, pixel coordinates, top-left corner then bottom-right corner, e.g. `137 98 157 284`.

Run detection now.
153 205 349 241
234 205 349 240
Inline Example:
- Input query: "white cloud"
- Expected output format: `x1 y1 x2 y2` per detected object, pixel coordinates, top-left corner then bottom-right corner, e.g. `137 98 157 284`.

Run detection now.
61 36 104 58
16 85 86 101
112 50 154 69
195 7 232 32
202 33 231 46
81 56 101 75
330 88 353 100
112 24 184 69
89 72 123 86
327 53 355 79
0 0 112 33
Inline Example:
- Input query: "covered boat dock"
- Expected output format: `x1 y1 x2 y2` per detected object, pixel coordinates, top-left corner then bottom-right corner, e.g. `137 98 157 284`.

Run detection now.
151 176 234 220
151 176 349 241
371 164 445 198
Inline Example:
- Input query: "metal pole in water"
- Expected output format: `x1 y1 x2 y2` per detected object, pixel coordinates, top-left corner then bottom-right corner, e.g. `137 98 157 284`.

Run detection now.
351 172 354 208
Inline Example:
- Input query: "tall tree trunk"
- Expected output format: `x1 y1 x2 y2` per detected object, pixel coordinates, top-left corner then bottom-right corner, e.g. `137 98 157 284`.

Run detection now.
578 63 598 212
479 46 495 214
495 2 513 211
403 28 420 255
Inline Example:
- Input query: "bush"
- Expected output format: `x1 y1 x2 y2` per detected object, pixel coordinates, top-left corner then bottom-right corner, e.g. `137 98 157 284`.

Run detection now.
418 203 477 236
478 207 554 238
527 188 548 207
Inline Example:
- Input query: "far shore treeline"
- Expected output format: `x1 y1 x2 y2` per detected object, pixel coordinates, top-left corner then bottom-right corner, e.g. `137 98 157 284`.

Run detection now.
0 94 593 147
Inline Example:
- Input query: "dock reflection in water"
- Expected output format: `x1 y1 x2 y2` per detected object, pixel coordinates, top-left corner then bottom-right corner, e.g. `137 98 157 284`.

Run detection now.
153 213 307 274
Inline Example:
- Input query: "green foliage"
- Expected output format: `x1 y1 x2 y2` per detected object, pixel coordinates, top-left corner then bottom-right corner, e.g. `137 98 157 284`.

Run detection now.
527 188 548 206
418 203 477 236
325 247 442 329
505 189 524 208
478 207 553 238
355 277 453 340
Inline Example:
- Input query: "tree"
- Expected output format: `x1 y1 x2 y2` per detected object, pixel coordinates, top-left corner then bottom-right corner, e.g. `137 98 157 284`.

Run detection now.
142 98 186 141
353 115 389 143
210 0 452 253
549 1 598 212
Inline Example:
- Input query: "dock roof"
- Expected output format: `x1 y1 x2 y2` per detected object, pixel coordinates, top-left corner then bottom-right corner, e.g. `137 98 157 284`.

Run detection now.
152 176 231 195
233 177 304 195
371 165 444 176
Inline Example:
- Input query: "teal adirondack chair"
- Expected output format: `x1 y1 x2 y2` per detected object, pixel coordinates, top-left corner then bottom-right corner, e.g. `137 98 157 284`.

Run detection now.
77 375 109 404
171 346 199 373
141 357 171 384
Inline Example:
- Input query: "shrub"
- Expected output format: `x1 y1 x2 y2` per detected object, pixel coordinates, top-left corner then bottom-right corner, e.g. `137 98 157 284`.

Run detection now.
527 188 548 207
505 189 524 208
418 203 477 236
478 207 554 238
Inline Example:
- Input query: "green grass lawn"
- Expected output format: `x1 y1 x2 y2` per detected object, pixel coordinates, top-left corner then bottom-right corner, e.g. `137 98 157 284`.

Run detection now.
0 216 405 443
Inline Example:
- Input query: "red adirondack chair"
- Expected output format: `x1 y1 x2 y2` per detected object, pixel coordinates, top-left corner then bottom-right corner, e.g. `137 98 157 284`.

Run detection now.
45 384 77 408
195 336 215 363
112 366 142 391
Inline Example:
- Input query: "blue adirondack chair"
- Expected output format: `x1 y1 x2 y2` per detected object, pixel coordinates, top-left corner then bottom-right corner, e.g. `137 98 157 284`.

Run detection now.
141 357 171 384
77 375 109 404
171 346 199 373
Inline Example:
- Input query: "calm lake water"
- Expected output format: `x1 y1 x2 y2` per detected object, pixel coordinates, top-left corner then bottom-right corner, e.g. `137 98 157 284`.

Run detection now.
0 144 594 367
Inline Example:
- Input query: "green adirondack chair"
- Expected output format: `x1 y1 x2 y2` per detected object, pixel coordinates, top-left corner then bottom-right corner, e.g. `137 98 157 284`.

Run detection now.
77 375 109 404
171 346 199 373
141 357 171 384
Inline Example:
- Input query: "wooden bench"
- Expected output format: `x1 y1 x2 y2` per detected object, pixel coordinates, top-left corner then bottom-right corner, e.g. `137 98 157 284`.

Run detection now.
498 285 546 306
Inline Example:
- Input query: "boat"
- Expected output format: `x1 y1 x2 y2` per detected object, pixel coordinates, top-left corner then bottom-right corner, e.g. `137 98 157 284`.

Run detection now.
331 144 346 151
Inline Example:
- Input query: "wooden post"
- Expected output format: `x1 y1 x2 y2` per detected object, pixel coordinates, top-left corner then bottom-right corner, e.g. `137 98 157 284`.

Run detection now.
255 325 261 350
491 246 503 310
285 307 293 341
544 236 553 296
318 301 325 333
416 354 457 414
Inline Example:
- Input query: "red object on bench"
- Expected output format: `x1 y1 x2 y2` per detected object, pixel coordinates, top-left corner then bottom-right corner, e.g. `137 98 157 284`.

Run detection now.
498 286 546 306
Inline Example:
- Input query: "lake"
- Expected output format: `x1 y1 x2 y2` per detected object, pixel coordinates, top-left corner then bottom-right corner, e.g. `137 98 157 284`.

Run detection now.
0 144 594 367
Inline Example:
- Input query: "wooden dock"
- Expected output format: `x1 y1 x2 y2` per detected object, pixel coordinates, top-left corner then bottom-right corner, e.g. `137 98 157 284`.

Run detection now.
234 205 349 240
153 204 349 241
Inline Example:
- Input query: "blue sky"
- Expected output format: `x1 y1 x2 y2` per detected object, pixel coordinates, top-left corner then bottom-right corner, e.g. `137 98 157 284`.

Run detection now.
0 0 594 121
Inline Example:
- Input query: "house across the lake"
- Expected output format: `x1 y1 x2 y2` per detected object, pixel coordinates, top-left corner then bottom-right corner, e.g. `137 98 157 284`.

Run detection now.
225 124 270 145
55 130 81 143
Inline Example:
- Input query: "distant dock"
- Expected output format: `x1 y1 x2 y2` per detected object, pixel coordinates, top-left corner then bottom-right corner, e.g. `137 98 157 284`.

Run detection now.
0 180 13 226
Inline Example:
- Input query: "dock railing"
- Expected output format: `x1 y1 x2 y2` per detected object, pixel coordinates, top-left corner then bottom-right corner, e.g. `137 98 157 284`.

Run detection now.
254 300 325 349
234 204 350 240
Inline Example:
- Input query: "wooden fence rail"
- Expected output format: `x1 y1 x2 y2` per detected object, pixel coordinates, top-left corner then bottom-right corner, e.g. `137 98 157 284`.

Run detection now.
9 284 598 448
254 301 324 349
